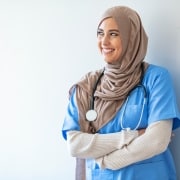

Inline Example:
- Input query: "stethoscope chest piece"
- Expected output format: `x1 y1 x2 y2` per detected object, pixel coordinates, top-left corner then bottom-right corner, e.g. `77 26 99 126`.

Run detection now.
86 109 97 121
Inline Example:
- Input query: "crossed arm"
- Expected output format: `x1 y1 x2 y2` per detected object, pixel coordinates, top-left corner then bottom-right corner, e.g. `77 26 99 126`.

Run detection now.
66 120 172 170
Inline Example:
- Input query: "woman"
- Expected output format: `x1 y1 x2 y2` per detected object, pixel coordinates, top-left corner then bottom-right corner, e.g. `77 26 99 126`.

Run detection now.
62 6 180 180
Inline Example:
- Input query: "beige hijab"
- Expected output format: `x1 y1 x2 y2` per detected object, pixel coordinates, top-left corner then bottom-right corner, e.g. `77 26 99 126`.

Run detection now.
73 6 148 135
74 6 148 180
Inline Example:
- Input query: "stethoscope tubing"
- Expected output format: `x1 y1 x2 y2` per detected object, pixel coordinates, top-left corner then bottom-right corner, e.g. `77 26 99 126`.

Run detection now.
90 69 105 110
120 84 147 130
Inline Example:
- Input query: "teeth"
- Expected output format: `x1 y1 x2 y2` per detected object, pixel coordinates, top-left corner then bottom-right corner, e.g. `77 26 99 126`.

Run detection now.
103 48 114 54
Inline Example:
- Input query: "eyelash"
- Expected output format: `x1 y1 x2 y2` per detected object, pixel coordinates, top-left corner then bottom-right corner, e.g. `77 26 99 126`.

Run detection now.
97 31 119 37
110 33 118 36
97 31 104 36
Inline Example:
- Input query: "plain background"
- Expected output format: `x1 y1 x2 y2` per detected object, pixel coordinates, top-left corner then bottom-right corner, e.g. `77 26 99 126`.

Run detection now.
0 0 180 179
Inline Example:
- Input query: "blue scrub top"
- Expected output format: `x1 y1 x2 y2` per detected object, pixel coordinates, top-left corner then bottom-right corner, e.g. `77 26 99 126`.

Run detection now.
62 64 180 180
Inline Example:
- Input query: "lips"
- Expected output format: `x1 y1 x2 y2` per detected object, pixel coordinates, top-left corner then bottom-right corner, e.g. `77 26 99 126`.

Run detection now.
102 48 115 54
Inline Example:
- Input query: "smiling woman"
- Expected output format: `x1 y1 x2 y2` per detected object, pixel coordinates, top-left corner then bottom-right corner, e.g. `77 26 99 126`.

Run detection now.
62 5 180 180
97 18 122 64
0 1 179 180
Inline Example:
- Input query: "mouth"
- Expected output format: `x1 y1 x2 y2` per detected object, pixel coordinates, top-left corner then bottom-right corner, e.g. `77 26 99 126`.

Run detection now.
102 48 115 55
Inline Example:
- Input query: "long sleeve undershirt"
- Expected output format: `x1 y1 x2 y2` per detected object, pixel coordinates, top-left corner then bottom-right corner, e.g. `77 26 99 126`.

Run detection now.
96 120 172 170
67 130 138 158
66 120 172 169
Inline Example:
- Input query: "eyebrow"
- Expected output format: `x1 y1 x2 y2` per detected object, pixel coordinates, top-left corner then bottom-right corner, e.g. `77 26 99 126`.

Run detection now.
97 28 119 32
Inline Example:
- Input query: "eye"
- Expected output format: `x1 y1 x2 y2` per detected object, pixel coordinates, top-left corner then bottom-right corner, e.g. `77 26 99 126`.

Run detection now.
97 30 104 37
110 32 119 36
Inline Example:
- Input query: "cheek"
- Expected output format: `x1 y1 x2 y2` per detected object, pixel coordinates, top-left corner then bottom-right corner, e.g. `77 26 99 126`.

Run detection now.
117 41 123 56
118 46 122 56
97 41 102 52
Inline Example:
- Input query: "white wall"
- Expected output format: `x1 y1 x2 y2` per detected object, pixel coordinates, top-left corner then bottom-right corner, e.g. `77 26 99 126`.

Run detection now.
0 0 179 179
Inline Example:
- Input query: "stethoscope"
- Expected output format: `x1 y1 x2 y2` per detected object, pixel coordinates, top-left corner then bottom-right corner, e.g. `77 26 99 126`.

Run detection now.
85 68 147 131
85 69 105 122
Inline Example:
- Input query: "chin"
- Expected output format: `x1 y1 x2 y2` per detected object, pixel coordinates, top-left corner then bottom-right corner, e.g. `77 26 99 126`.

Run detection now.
105 59 118 65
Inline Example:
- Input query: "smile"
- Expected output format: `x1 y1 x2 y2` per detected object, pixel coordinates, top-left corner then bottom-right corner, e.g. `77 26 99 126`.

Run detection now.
102 48 115 54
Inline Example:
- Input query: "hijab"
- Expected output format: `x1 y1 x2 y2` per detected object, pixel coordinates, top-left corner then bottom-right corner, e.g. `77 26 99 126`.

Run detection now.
73 6 148 133
74 6 148 180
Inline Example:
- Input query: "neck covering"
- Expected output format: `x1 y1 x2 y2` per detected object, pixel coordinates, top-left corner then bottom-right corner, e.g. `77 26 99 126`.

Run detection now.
72 6 148 180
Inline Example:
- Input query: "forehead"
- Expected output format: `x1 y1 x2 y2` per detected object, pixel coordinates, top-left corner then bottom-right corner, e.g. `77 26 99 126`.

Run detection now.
98 17 119 30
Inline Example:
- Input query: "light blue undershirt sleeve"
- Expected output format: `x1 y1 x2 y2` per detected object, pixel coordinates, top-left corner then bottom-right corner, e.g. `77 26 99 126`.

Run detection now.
62 88 80 140
147 68 180 129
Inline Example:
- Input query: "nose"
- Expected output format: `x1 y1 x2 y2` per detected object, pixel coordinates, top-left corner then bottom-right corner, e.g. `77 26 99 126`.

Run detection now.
101 34 110 45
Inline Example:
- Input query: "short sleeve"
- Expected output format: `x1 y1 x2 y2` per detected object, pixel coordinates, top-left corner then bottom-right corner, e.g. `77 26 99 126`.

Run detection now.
147 67 180 129
62 88 80 140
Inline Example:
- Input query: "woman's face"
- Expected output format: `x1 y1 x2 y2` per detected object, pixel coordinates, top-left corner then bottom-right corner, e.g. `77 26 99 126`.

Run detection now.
97 17 122 64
